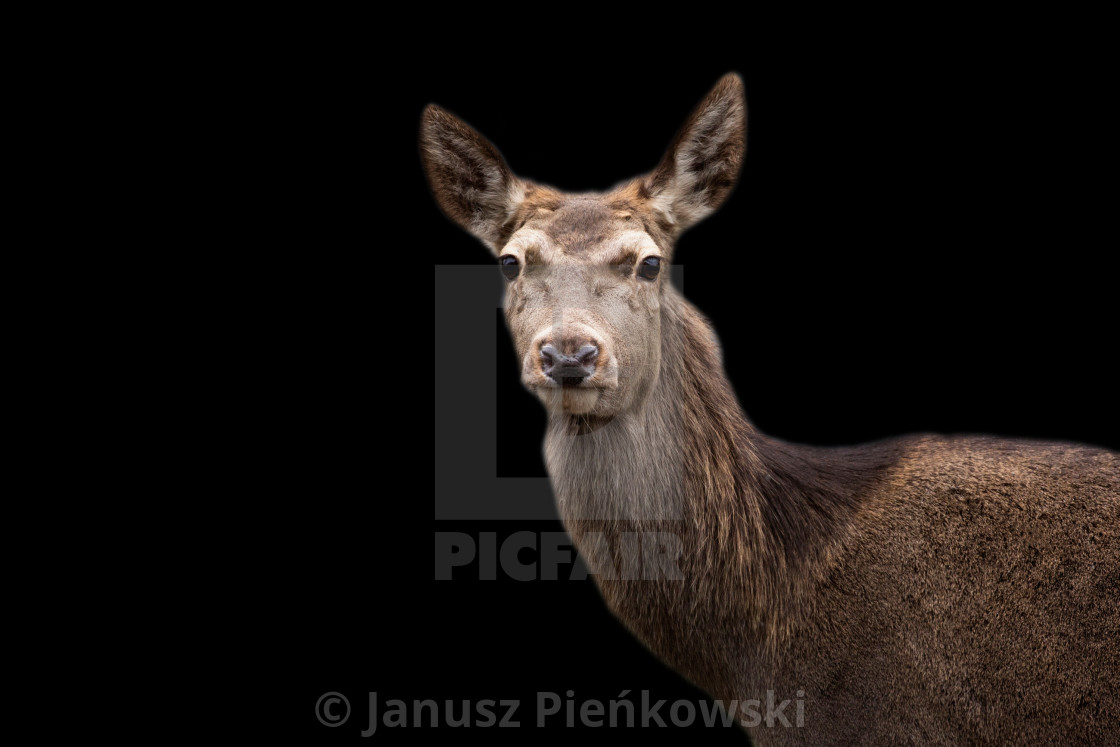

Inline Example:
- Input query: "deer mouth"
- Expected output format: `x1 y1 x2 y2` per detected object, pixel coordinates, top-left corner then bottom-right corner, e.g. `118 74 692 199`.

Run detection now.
557 374 587 388
527 359 617 392
539 373 612 391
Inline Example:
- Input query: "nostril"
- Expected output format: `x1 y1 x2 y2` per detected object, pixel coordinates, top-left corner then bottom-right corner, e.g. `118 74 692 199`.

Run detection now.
540 344 558 373
576 345 599 367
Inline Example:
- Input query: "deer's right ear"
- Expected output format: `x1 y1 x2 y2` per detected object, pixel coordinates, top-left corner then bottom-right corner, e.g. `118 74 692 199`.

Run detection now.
419 105 525 253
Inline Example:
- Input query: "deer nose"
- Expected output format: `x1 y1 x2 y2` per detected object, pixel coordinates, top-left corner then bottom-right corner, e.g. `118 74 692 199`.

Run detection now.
540 344 599 387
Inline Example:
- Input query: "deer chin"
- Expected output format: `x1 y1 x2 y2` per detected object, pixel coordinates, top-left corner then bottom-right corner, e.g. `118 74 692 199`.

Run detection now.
537 385 601 415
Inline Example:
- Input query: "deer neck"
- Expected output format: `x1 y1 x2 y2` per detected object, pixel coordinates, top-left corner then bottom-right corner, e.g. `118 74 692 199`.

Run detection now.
543 288 869 664
545 286 764 527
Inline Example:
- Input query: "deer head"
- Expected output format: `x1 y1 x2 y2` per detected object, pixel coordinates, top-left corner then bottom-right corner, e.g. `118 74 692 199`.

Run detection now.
421 74 746 420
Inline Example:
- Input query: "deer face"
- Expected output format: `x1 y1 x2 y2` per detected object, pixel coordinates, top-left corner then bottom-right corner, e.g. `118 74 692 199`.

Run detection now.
498 196 665 416
422 74 746 419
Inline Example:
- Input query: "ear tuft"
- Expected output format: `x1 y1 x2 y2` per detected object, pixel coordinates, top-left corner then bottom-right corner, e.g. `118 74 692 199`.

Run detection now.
643 73 747 233
419 104 525 252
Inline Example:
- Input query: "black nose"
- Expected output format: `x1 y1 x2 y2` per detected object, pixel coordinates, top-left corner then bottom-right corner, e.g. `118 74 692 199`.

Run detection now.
540 344 599 387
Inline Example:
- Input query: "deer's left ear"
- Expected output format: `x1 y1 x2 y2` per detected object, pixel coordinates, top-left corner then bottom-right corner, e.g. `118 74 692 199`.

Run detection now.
643 73 747 234
420 104 525 253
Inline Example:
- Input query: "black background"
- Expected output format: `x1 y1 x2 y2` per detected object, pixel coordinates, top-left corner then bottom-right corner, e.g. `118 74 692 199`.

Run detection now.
238 13 1116 744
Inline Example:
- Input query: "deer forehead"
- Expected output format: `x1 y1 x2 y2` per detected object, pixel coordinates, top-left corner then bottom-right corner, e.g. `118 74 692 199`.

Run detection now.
502 201 661 266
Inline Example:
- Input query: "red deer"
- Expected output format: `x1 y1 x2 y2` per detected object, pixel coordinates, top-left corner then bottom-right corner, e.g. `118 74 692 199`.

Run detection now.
421 73 1119 744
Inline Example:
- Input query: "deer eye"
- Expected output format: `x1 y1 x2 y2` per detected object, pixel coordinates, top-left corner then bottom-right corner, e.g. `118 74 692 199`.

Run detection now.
499 255 520 280
638 256 661 281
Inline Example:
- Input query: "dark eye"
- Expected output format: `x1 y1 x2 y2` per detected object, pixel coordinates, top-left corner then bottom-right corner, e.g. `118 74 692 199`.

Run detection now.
638 256 661 281
500 255 520 281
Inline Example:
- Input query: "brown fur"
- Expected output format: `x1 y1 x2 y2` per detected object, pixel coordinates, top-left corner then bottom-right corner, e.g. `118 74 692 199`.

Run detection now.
422 74 1119 744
